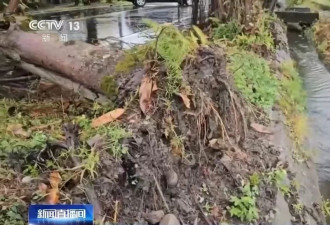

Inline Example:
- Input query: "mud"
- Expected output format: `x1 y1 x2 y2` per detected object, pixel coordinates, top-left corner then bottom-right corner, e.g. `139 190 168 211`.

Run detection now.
90 46 280 224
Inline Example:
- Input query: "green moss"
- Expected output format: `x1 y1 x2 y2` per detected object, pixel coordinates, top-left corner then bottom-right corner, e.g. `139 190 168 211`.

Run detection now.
100 76 118 99
115 45 150 74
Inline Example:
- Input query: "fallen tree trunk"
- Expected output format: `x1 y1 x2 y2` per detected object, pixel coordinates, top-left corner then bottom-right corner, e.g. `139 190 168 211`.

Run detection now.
0 27 122 94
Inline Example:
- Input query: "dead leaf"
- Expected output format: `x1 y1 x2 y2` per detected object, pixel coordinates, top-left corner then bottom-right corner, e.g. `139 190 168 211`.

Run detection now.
208 138 227 150
152 80 158 92
178 93 191 109
91 108 125 128
38 183 48 195
211 205 221 218
139 77 157 114
46 172 61 204
49 172 61 189
46 188 59 204
250 123 272 134
7 124 31 138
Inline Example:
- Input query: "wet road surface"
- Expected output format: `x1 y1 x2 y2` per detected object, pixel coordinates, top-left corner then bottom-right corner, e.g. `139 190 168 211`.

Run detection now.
288 31 330 198
33 3 192 47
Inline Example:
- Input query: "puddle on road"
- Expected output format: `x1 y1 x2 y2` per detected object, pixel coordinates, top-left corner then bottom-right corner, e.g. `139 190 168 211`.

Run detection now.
288 31 330 198
33 5 192 48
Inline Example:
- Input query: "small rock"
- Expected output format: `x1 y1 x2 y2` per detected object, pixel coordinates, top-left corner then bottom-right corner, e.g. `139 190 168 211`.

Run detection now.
176 199 193 214
21 176 33 183
144 210 165 224
165 170 178 188
159 214 180 225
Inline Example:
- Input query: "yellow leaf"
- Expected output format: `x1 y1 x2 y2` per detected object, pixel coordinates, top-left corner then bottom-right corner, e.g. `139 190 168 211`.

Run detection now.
6 124 31 138
49 172 61 189
91 108 125 128
139 77 157 114
46 188 59 204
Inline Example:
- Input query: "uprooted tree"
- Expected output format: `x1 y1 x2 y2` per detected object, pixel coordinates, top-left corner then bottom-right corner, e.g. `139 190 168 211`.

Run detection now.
0 0 277 101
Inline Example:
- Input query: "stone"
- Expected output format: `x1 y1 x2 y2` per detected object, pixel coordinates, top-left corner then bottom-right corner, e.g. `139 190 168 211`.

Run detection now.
165 170 178 188
159 214 180 225
144 210 165 224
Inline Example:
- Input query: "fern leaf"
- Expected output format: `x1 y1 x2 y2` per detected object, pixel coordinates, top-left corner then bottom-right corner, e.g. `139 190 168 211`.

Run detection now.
192 25 208 45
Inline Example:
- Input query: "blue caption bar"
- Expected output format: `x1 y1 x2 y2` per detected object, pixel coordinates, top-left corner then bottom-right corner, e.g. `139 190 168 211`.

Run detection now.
29 204 93 225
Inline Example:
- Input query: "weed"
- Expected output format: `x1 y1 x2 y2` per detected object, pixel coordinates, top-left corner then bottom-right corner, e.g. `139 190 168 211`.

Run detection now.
145 20 203 96
23 163 40 177
266 168 287 187
279 184 291 197
249 172 260 187
75 146 100 181
322 198 330 217
229 183 259 222
229 51 278 109
170 134 185 157
213 14 274 51
213 21 242 40
279 60 309 161
292 202 304 214
203 202 213 214
0 198 26 225
237 14 275 51
75 115 130 158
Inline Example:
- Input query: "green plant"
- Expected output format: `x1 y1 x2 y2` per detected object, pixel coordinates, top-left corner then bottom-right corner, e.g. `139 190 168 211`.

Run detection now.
249 172 260 186
279 60 308 159
292 202 304 214
322 198 330 217
23 163 40 177
266 168 287 187
145 20 202 96
229 51 278 109
74 146 100 181
0 198 26 225
236 14 275 51
229 183 259 222
213 21 242 40
75 115 131 158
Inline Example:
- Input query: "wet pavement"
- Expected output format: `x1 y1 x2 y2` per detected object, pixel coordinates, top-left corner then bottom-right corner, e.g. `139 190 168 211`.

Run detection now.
288 31 330 199
32 3 192 48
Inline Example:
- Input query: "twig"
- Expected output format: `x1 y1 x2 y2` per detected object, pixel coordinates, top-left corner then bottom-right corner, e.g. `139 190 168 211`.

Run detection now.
194 196 212 225
113 200 119 223
152 173 170 212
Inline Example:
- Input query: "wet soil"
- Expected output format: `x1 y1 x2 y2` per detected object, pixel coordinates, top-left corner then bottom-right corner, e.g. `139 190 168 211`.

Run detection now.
90 46 280 224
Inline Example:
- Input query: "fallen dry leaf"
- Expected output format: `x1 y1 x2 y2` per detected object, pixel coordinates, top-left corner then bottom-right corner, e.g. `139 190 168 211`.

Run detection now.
178 93 191 109
49 171 61 189
139 77 157 114
46 188 59 204
91 108 125 128
250 123 272 134
46 172 62 204
7 124 31 138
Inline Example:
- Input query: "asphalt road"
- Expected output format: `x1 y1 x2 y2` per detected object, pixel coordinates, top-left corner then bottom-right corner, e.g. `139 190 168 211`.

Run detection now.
33 3 192 47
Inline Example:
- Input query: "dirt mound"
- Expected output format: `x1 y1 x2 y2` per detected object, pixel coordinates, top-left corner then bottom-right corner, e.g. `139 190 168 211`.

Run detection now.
92 46 279 224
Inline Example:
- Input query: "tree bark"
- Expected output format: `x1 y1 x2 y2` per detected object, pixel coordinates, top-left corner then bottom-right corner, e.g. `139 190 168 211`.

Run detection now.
0 27 120 93
0 26 146 103
5 0 20 14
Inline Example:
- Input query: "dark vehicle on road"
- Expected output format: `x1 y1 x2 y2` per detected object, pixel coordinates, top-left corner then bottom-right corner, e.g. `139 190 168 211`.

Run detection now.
129 0 190 7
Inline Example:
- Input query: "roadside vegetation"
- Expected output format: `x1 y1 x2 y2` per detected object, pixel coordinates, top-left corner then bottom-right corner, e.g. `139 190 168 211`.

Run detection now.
312 22 330 64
